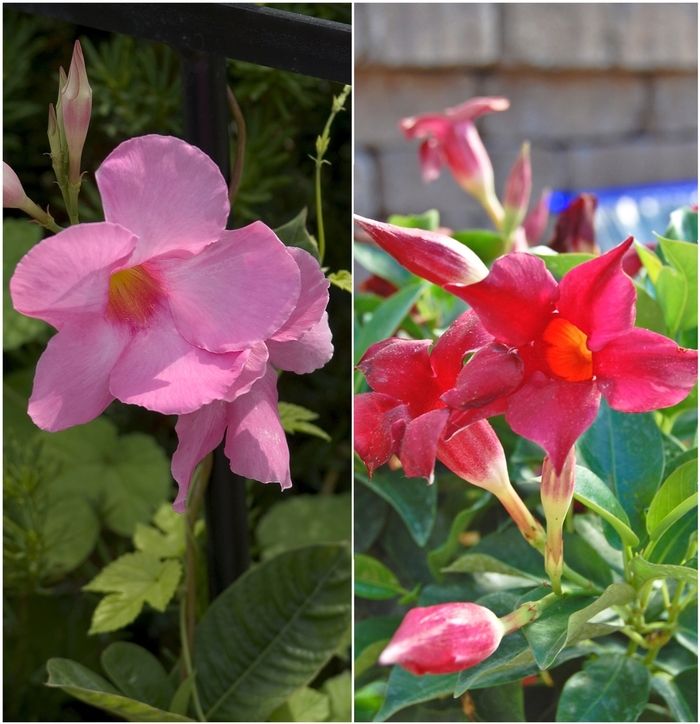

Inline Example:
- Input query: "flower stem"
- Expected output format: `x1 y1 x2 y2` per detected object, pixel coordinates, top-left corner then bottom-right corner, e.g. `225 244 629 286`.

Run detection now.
500 591 559 634
313 84 351 265
179 599 206 722
226 85 246 209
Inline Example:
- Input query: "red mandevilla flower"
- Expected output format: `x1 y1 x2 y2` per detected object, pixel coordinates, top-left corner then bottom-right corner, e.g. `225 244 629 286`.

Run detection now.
379 603 505 675
443 238 698 473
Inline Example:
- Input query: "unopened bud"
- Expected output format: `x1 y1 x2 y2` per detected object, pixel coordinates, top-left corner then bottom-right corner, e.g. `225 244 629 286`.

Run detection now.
60 40 92 184
502 142 532 240
4 163 28 208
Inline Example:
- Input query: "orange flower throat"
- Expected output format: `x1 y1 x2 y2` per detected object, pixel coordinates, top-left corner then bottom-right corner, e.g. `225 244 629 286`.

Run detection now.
107 265 162 326
542 317 593 382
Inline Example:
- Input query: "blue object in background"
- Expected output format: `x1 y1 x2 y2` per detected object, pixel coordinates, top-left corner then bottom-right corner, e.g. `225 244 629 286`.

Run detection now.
549 180 698 251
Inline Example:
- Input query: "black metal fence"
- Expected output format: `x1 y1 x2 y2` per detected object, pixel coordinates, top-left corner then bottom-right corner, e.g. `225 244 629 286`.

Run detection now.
8 2 352 598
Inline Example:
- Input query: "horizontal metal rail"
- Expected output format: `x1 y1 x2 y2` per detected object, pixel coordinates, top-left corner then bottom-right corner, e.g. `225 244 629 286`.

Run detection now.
7 2 351 83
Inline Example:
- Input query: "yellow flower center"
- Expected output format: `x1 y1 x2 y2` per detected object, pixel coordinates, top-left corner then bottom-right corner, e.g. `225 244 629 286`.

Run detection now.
542 317 593 382
107 265 162 326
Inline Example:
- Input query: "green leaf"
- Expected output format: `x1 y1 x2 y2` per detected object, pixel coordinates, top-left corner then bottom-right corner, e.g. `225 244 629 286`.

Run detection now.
649 508 697 565
45 658 194 722
357 467 437 547
274 208 320 261
354 281 428 365
656 264 688 336
665 207 698 243
353 483 388 554
523 583 635 670
278 402 331 441
3 218 49 350
469 681 525 722
255 493 351 560
327 269 352 292
451 229 505 265
353 242 414 288
630 557 698 585
354 553 406 600
193 543 351 722
636 242 664 284
268 686 330 722
674 667 698 719
676 603 698 655
652 674 695 722
322 671 352 722
579 400 664 539
169 672 195 716
355 616 402 660
373 666 458 722
39 417 171 537
647 459 698 540
562 531 614 589
634 281 668 336
573 466 640 547
657 237 698 331
101 642 175 711
556 654 651 722
533 252 596 279
4 367 40 440
83 552 182 634
387 209 440 231
354 680 387 722
133 504 187 560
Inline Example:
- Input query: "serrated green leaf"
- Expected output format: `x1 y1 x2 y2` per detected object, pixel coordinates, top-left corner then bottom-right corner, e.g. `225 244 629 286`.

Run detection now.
269 686 330 722
83 552 182 634
573 466 640 547
278 401 331 441
274 208 320 261
255 493 351 560
327 269 352 292
133 503 187 559
322 670 352 722
647 459 698 540
555 654 650 722
45 658 194 722
101 642 175 711
193 543 350 722
354 553 405 600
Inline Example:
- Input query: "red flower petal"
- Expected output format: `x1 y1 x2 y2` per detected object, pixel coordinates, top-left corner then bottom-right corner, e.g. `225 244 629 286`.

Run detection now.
400 409 450 481
429 309 492 383
354 393 410 477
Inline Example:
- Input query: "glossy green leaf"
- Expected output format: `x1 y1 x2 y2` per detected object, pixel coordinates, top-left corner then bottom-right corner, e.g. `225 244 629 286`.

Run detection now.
373 666 458 722
169 672 195 716
674 667 698 719
533 252 596 279
101 642 174 711
556 654 650 722
3 218 49 350
354 680 387 722
636 242 664 284
652 675 695 722
631 557 698 585
83 552 182 634
562 531 614 588
634 281 668 336
193 543 351 722
256 493 351 560
573 466 640 547
354 282 427 365
657 236 698 331
358 468 437 547
45 658 193 722
649 508 697 565
451 229 504 265
354 553 405 600
579 400 664 539
353 242 414 288
676 603 698 655
523 583 634 670
353 483 388 553
470 681 525 722
647 459 698 541
355 616 402 659
274 207 319 261
656 264 688 336
665 207 698 243
387 209 440 231
268 686 329 722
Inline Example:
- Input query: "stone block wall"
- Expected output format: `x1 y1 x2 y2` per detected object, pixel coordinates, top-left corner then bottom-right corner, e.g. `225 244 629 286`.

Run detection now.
354 2 698 231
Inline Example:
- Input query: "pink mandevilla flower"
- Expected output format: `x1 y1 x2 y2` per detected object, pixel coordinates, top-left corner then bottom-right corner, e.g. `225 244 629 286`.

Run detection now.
379 603 505 676
170 248 333 511
10 135 305 436
443 238 698 473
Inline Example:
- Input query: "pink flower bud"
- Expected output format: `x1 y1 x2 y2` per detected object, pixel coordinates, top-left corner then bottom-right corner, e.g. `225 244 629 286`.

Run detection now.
549 193 599 254
3 163 28 208
522 188 551 246
379 603 505 675
354 215 489 290
60 40 92 184
502 142 532 236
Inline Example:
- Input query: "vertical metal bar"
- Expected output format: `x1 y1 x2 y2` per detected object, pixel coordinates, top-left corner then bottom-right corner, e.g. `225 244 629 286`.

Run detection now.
179 49 250 600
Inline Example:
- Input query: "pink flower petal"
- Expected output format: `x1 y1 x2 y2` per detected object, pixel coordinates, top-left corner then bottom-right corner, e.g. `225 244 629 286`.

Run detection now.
595 328 699 412
96 135 230 264
399 113 452 141
556 238 635 351
28 316 130 431
224 366 291 488
354 393 410 477
152 223 300 353
399 409 450 481
109 308 246 414
429 310 492 382
454 253 559 346
267 312 334 374
268 247 329 343
10 222 137 328
224 343 268 402
505 372 601 473
171 401 228 513
445 96 510 122
419 138 443 182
